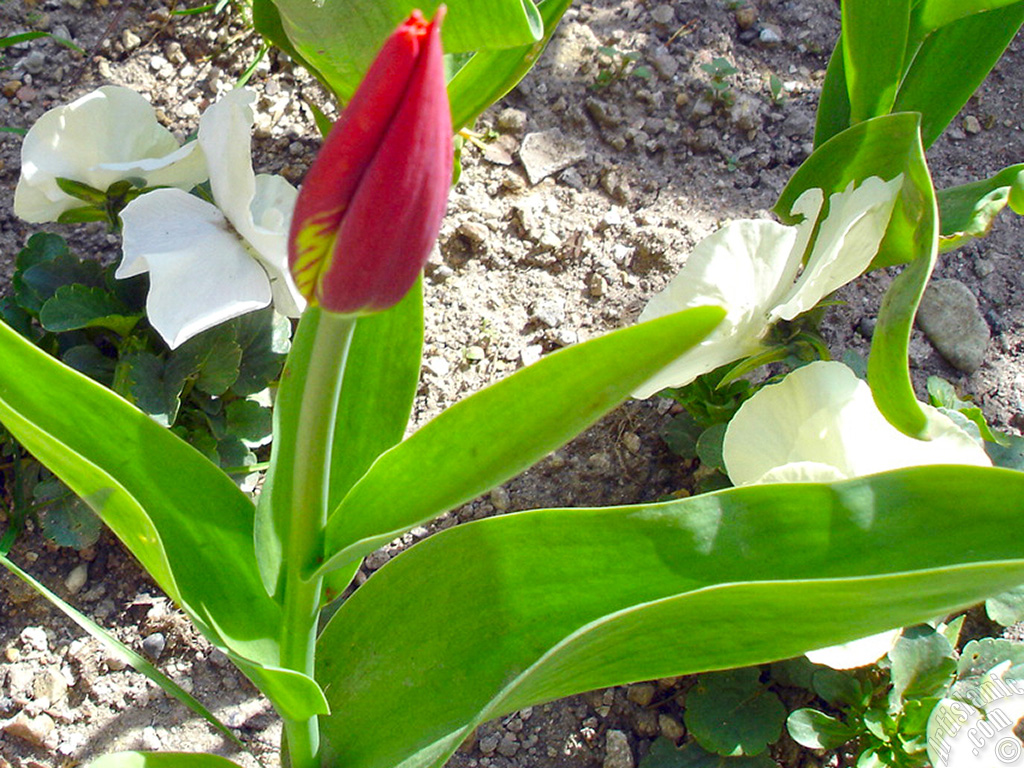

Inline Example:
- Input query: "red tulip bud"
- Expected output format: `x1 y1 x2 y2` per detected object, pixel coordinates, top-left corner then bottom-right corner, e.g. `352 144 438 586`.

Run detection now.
289 8 453 314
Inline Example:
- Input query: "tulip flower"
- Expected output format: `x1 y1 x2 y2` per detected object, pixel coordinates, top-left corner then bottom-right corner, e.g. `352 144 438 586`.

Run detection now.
633 175 903 399
289 8 453 315
118 88 304 349
14 86 207 223
722 360 991 669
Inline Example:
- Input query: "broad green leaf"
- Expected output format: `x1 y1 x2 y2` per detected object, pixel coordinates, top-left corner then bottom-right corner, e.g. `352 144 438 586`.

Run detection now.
0 553 240 748
317 465 1024 768
685 668 785 756
936 164 1024 252
232 308 290 397
170 328 242 397
957 638 1024 682
117 351 186 426
986 585 1024 626
38 284 141 337
62 345 117 386
447 0 572 131
318 306 726 575
911 0 1024 34
269 0 543 104
888 625 956 703
893 4 1024 148
0 319 324 715
775 114 936 436
17 248 103 315
787 709 858 750
33 477 102 549
641 740 775 768
814 39 851 147
225 399 273 447
841 0 911 122
87 754 244 768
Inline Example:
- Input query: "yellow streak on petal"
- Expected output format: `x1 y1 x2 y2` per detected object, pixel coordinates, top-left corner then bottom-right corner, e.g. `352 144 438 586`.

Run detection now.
291 207 342 302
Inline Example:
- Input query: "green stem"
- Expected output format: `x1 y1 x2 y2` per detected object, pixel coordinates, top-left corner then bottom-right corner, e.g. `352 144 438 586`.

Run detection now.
278 310 357 768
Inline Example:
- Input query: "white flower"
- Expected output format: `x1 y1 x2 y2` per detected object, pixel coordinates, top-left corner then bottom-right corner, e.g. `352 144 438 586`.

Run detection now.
118 88 305 349
722 360 991 668
633 176 903 398
14 86 207 223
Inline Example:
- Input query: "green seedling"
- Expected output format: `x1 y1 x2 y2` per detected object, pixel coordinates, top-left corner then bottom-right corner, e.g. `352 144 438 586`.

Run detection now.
700 56 738 105
592 45 653 89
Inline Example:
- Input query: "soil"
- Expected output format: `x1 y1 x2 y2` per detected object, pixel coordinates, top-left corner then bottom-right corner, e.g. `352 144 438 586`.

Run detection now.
1 1 1024 767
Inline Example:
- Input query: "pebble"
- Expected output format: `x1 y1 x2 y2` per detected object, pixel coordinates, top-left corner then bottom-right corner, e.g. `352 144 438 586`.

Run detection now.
659 714 685 741
2 712 54 748
531 298 566 328
21 627 49 653
497 733 520 757
479 732 500 755
33 667 68 705
521 345 543 366
489 486 510 511
122 29 141 51
963 115 982 134
424 355 451 377
734 5 758 29
588 272 608 297
650 5 675 25
458 221 489 248
2 81 21 98
65 563 88 594
141 725 162 750
758 26 783 45
627 682 656 706
916 279 990 373
496 107 527 134
141 632 166 660
21 50 46 75
604 730 634 768
464 345 486 363
648 49 678 80
519 129 587 185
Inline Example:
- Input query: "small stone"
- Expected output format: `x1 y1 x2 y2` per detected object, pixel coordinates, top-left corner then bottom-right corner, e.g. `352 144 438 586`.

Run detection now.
464 345 486 363
14 85 36 102
650 5 675 25
734 5 758 30
424 355 451 377
531 298 566 328
479 733 500 755
521 345 543 366
365 550 391 570
141 726 162 750
33 667 68 705
104 650 129 671
458 221 489 247
963 115 982 134
758 26 783 45
648 48 678 80
974 257 996 278
150 55 170 72
621 432 641 453
604 730 634 768
916 279 990 373
4 646 19 662
21 50 46 75
489 487 510 511
496 107 527 134
122 29 141 50
3 712 54 747
519 129 587 185
497 733 520 757
627 682 656 706
588 272 608 298
659 714 685 741
2 81 22 98
21 627 48 652
65 563 88 594
141 632 166 660
164 41 186 65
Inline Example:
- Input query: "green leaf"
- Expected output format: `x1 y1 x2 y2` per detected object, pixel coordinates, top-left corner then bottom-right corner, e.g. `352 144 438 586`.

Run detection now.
685 668 786 756
0 316 325 718
38 284 141 336
33 477 102 549
640 740 775 768
118 351 185 426
926 376 1004 444
0 554 241 749
911 0 1024 38
986 433 1024 470
787 709 859 750
814 40 852 147
841 0 911 122
936 164 1024 252
317 306 725 575
662 412 703 460
957 638 1024 683
62 345 117 387
447 0 572 130
986 585 1024 626
86 754 244 768
170 328 242 397
269 0 544 104
54 177 108 205
889 625 956 703
0 30 83 52
894 4 1024 148
812 667 867 708
232 309 290 396
225 399 273 448
317 465 1024 768
695 423 727 473
776 113 937 437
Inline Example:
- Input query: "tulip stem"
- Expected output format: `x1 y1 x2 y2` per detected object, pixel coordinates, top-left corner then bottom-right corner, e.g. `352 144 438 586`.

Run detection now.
279 309 357 768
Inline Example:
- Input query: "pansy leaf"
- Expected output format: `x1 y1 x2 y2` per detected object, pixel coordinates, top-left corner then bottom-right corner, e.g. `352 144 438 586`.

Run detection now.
38 284 142 337
232 309 291 397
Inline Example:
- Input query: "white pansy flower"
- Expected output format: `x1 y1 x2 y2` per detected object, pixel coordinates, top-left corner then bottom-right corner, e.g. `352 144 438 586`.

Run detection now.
633 176 903 398
723 360 991 668
14 86 207 223
118 88 305 349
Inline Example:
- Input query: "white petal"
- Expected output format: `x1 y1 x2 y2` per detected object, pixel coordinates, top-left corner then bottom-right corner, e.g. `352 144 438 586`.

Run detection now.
198 88 260 240
250 174 305 317
14 86 207 223
633 219 802 398
806 629 900 669
119 189 273 348
722 361 991 487
773 176 903 321
750 461 849 485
